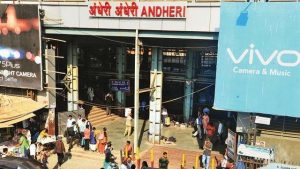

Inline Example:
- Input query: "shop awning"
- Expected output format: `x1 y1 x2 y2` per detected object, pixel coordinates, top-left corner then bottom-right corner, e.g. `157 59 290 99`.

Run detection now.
0 94 46 128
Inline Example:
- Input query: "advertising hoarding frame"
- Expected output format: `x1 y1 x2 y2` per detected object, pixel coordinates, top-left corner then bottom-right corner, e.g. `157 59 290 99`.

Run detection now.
0 4 43 90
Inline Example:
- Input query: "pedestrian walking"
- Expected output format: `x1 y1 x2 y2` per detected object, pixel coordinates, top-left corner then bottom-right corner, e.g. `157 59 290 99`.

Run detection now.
202 112 210 136
202 138 213 169
217 120 225 143
79 119 87 147
87 87 95 102
66 115 76 137
98 127 108 154
195 113 203 140
104 142 116 169
161 107 168 126
159 152 169 169
55 136 66 167
90 127 97 151
105 92 114 116
84 125 91 151
123 140 133 158
124 113 133 137
66 115 75 150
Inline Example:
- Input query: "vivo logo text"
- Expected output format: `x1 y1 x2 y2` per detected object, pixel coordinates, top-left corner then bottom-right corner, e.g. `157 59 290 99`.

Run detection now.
227 44 300 67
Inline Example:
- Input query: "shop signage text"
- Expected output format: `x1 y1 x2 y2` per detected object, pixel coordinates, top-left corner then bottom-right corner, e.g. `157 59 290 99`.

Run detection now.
227 44 300 67
237 144 274 160
214 3 300 118
89 2 186 18
110 79 130 92
0 5 42 90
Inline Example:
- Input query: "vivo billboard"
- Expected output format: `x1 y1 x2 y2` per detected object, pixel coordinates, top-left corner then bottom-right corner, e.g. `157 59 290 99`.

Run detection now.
0 5 42 90
214 3 300 117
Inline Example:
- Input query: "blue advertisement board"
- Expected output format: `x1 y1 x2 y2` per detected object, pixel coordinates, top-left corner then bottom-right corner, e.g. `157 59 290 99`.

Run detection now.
214 3 300 117
110 79 130 92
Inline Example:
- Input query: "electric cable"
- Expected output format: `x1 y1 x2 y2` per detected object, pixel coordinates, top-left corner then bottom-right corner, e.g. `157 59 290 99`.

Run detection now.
55 83 214 110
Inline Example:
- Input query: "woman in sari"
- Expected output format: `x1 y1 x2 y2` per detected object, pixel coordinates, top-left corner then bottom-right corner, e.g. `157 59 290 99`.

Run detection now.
98 127 107 154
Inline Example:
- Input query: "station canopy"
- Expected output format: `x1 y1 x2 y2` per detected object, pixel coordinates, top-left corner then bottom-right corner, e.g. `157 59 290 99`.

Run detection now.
0 94 46 128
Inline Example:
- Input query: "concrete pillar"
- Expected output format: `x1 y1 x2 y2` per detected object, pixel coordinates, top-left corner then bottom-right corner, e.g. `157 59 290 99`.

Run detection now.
67 41 79 111
183 50 195 122
116 47 126 107
149 48 163 144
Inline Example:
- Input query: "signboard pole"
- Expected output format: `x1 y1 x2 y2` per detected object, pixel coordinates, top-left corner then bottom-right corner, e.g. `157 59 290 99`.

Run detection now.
134 29 140 153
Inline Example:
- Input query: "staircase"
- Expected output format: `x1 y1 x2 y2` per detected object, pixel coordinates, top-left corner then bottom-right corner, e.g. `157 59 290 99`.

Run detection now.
87 106 120 127
257 116 300 139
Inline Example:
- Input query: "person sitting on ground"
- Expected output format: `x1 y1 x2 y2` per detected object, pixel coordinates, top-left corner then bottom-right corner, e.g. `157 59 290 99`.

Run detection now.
1 148 12 158
159 152 169 169
39 129 48 139
123 140 133 158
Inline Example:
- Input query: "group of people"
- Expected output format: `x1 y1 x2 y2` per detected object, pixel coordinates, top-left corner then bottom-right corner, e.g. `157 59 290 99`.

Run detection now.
66 114 101 152
193 107 235 169
0 128 54 167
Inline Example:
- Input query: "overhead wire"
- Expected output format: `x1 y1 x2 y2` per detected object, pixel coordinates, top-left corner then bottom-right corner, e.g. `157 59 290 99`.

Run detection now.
55 83 214 110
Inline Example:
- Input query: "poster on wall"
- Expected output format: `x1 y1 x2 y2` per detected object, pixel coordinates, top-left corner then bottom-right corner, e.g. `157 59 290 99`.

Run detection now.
226 129 237 161
0 5 42 90
214 3 300 118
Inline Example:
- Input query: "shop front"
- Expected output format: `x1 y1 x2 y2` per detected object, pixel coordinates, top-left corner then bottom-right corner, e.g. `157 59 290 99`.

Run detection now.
42 1 219 122
0 4 57 158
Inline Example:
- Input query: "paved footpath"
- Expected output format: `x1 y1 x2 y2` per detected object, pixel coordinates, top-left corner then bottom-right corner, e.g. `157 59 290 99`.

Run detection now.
47 117 223 169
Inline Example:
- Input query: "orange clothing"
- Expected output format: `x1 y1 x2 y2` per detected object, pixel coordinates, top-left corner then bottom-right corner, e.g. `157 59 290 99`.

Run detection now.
84 128 90 139
206 124 216 137
98 132 107 154
202 115 210 129
123 144 133 156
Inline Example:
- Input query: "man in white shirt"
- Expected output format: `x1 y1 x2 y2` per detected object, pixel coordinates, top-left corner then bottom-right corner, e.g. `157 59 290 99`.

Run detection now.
161 107 168 125
77 115 83 126
66 115 75 146
29 142 36 159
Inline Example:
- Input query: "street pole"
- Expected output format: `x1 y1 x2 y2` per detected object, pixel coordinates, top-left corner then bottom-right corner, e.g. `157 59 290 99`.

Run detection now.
134 29 140 153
